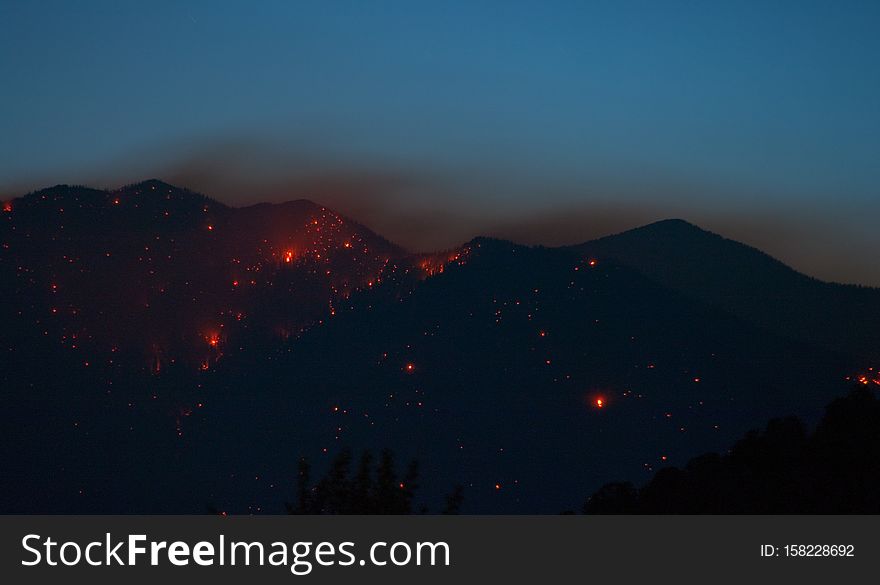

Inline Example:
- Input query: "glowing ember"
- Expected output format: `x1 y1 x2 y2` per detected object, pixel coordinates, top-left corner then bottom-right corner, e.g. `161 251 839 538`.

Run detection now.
848 369 880 387
856 373 880 386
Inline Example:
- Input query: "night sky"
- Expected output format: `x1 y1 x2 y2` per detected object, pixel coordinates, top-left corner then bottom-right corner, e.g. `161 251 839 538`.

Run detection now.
2 1 879 284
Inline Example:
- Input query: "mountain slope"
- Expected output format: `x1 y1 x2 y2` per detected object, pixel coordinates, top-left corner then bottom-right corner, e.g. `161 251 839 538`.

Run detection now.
0 180 409 370
574 219 880 360
0 184 872 513
3 236 852 513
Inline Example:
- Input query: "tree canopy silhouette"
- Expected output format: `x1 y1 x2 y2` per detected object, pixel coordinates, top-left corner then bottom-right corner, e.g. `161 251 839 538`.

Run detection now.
584 387 880 514
286 448 463 514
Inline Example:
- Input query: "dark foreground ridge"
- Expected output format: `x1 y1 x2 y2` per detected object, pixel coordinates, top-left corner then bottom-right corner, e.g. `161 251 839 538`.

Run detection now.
585 387 880 513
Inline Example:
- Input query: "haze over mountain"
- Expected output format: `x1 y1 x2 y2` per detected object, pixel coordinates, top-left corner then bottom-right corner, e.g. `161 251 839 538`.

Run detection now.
1 181 877 513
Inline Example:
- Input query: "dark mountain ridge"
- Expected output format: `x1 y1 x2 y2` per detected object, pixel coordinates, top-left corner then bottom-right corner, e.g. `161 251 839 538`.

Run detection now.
1 181 876 513
1 180 410 369
575 219 880 360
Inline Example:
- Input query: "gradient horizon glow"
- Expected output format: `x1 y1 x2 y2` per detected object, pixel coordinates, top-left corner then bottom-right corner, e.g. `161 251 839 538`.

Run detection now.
2 1 879 284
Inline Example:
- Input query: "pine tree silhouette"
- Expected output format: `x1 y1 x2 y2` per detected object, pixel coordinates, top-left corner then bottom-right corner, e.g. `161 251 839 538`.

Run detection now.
287 449 421 514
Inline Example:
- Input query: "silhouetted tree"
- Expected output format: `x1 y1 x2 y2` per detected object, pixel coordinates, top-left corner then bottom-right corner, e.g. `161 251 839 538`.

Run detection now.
583 482 639 514
442 485 465 515
285 449 466 514
285 456 315 514
584 387 880 514
287 448 420 514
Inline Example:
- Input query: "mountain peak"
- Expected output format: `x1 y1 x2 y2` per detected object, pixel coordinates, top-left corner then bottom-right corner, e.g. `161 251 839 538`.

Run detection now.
114 179 228 210
122 179 178 192
116 179 205 198
629 218 708 236
645 218 699 229
22 183 109 204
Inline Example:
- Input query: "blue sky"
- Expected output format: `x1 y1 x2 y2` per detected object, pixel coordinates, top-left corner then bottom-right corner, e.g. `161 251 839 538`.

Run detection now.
2 1 879 283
